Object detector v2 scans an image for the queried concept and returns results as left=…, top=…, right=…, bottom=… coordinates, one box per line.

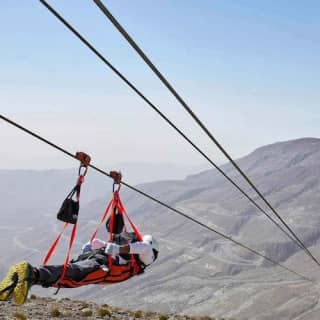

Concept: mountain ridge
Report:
left=1, top=138, right=320, bottom=319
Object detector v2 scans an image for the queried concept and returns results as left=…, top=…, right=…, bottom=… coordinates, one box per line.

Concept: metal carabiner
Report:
left=78, top=164, right=88, bottom=177
left=110, top=171, right=122, bottom=193
left=112, top=182, right=121, bottom=193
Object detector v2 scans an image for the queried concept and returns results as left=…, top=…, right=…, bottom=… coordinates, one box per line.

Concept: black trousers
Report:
left=37, top=252, right=108, bottom=287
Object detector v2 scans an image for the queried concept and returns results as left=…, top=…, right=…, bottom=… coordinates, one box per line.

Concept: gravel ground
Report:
left=0, top=296, right=227, bottom=320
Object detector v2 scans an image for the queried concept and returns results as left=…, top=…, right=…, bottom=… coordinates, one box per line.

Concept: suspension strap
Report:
left=42, top=152, right=90, bottom=284
left=116, top=196, right=143, bottom=272
left=89, top=198, right=114, bottom=243
left=60, top=222, right=77, bottom=281
left=108, top=199, right=115, bottom=269
left=44, top=171, right=85, bottom=264
left=43, top=173, right=84, bottom=266
left=42, top=222, right=68, bottom=265
left=88, top=171, right=142, bottom=270
left=76, top=175, right=84, bottom=200
left=119, top=198, right=143, bottom=241
left=87, top=196, right=116, bottom=270
left=117, top=197, right=143, bottom=272
left=89, top=171, right=122, bottom=242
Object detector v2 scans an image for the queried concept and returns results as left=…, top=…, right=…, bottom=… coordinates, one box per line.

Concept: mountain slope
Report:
left=1, top=138, right=320, bottom=319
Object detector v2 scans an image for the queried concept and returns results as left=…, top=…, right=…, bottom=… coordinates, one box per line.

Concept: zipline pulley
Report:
left=76, top=151, right=91, bottom=177
left=110, top=170, right=122, bottom=192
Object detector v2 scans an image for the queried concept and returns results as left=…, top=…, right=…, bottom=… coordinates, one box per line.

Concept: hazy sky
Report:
left=1, top=0, right=320, bottom=171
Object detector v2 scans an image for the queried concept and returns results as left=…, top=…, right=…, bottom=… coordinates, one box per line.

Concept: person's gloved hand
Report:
left=104, top=242, right=120, bottom=256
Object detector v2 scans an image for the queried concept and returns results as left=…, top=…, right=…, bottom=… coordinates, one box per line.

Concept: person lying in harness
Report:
left=0, top=234, right=159, bottom=305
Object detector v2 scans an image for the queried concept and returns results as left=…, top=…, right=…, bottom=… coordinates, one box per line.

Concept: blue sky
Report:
left=1, top=0, right=320, bottom=172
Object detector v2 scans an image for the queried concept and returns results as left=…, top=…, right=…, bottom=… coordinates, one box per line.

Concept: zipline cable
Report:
left=92, top=0, right=320, bottom=267
left=38, top=0, right=320, bottom=267
left=0, top=114, right=312, bottom=282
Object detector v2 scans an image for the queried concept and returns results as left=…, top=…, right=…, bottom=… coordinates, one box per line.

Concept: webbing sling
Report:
left=88, top=184, right=143, bottom=272
left=90, top=198, right=114, bottom=243
left=88, top=192, right=119, bottom=269
left=118, top=198, right=142, bottom=241
left=42, top=172, right=85, bottom=284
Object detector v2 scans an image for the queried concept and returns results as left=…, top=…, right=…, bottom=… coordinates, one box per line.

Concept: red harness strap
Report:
left=118, top=198, right=142, bottom=241
left=42, top=175, right=84, bottom=283
left=42, top=222, right=68, bottom=266
left=89, top=198, right=114, bottom=243
left=53, top=261, right=143, bottom=288
left=88, top=192, right=119, bottom=269
left=59, top=222, right=77, bottom=281
left=88, top=190, right=143, bottom=274
left=107, top=196, right=115, bottom=269
left=88, top=193, right=120, bottom=243
left=117, top=198, right=143, bottom=271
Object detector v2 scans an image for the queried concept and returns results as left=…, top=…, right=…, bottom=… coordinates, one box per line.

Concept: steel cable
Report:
left=91, top=0, right=320, bottom=267
left=0, top=114, right=312, bottom=282
left=38, top=0, right=320, bottom=266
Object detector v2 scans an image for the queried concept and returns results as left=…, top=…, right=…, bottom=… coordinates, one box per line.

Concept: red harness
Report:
left=53, top=258, right=143, bottom=288
left=43, top=169, right=144, bottom=288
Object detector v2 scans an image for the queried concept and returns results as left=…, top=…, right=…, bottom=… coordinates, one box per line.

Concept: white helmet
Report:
left=142, top=234, right=159, bottom=253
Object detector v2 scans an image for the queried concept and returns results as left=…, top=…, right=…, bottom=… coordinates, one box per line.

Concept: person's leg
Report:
left=0, top=261, right=35, bottom=305
left=0, top=264, right=19, bottom=301
left=13, top=261, right=35, bottom=305
left=0, top=254, right=107, bottom=305
left=37, top=259, right=103, bottom=287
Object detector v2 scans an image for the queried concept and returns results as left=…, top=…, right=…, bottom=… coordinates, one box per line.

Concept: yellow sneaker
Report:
left=0, top=264, right=18, bottom=301
left=12, top=261, right=34, bottom=305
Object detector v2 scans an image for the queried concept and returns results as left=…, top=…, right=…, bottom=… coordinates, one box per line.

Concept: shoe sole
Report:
left=0, top=264, right=18, bottom=301
left=13, top=261, right=31, bottom=305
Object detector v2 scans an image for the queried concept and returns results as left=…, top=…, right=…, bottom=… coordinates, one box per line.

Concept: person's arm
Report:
left=105, top=243, right=129, bottom=256
left=128, top=242, right=151, bottom=254
left=105, top=242, right=150, bottom=256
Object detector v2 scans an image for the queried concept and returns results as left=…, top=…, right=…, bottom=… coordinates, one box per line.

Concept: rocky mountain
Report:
left=1, top=138, right=320, bottom=320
